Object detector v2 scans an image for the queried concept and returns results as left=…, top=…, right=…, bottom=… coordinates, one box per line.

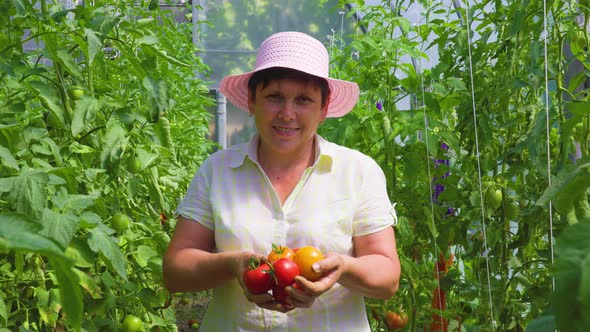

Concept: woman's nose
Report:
left=277, top=101, right=296, bottom=120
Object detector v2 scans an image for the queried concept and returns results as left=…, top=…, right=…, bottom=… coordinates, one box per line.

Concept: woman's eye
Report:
left=266, top=94, right=282, bottom=101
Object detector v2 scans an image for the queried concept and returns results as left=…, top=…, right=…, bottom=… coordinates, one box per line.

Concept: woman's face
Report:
left=248, top=78, right=328, bottom=156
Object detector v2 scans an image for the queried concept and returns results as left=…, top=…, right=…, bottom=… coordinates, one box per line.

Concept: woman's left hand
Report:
left=285, top=253, right=345, bottom=308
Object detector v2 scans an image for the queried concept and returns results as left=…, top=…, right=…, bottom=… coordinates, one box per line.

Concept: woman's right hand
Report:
left=235, top=251, right=295, bottom=313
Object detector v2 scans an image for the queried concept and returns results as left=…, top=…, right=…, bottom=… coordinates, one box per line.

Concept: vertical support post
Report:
left=216, top=90, right=227, bottom=149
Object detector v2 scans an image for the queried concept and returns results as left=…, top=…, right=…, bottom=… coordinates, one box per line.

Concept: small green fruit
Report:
left=127, top=156, right=142, bottom=174
left=68, top=87, right=84, bottom=100
left=485, top=188, right=503, bottom=210
left=504, top=202, right=519, bottom=220
left=111, top=213, right=130, bottom=234
left=122, top=315, right=142, bottom=332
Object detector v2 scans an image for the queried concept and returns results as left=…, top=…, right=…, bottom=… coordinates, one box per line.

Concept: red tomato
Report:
left=243, top=259, right=272, bottom=294
left=267, top=244, right=295, bottom=263
left=272, top=258, right=300, bottom=287
left=384, top=311, right=408, bottom=329
left=293, top=246, right=324, bottom=281
left=272, top=284, right=289, bottom=304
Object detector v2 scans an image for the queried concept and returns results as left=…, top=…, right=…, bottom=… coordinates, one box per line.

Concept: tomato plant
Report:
left=293, top=246, right=324, bottom=281
left=272, top=258, right=300, bottom=287
left=243, top=258, right=273, bottom=294
left=122, top=315, right=143, bottom=332
left=267, top=244, right=296, bottom=263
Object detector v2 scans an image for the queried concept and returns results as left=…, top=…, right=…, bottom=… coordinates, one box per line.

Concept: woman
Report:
left=163, top=31, right=401, bottom=331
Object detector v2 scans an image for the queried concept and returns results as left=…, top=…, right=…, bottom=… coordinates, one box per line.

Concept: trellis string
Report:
left=463, top=0, right=495, bottom=330
left=542, top=0, right=556, bottom=293
left=415, top=20, right=445, bottom=330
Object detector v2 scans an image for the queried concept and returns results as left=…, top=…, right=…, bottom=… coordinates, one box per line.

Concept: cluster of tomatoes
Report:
left=242, top=244, right=324, bottom=304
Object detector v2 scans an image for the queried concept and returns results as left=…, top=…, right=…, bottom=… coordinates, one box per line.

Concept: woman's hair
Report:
left=248, top=67, right=330, bottom=108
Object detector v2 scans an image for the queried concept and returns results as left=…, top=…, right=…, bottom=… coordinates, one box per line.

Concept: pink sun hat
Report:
left=219, top=31, right=360, bottom=118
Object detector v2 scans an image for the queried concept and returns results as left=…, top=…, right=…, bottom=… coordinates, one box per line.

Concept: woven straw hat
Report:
left=219, top=31, right=360, bottom=118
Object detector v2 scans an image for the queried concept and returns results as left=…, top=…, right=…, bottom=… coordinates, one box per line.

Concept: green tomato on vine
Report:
left=485, top=187, right=503, bottom=210
left=122, top=315, right=143, bottom=332
left=111, top=213, right=130, bottom=234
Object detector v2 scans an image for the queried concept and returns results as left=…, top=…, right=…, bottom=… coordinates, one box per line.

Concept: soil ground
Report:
left=172, top=291, right=211, bottom=331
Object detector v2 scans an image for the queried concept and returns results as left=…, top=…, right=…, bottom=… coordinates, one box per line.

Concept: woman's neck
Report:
left=257, top=137, right=316, bottom=172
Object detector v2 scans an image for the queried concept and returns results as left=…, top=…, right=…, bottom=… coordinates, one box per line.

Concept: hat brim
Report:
left=219, top=68, right=359, bottom=118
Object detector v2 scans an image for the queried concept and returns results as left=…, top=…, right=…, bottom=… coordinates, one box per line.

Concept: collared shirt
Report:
left=176, top=133, right=397, bottom=332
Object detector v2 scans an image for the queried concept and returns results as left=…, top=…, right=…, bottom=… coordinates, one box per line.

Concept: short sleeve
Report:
left=175, top=158, right=214, bottom=230
left=352, top=157, right=397, bottom=237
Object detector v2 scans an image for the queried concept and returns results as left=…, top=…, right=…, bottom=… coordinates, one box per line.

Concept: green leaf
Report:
left=136, top=245, right=158, bottom=268
left=99, top=119, right=128, bottom=171
left=0, top=123, right=23, bottom=153
left=52, top=186, right=95, bottom=213
left=56, top=49, right=83, bottom=78
left=0, top=145, right=18, bottom=170
left=536, top=158, right=590, bottom=205
left=568, top=101, right=590, bottom=115
left=27, top=81, right=63, bottom=116
left=579, top=252, right=590, bottom=309
left=0, top=213, right=64, bottom=256
left=0, top=295, right=7, bottom=325
left=84, top=28, right=102, bottom=64
left=525, top=314, right=555, bottom=332
left=137, top=35, right=159, bottom=45
left=39, top=208, right=79, bottom=249
left=71, top=95, right=100, bottom=137
left=49, top=256, right=83, bottom=330
left=143, top=77, right=169, bottom=123
left=69, top=141, right=95, bottom=154
left=8, top=170, right=50, bottom=218
left=88, top=228, right=127, bottom=279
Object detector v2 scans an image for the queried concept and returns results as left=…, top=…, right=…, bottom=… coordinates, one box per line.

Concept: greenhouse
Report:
left=0, top=0, right=589, bottom=331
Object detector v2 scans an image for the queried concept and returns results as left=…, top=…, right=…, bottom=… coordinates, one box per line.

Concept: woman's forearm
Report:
left=163, top=249, right=240, bottom=293
left=338, top=254, right=400, bottom=300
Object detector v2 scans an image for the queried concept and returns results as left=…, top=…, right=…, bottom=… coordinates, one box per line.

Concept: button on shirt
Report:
left=176, top=133, right=397, bottom=332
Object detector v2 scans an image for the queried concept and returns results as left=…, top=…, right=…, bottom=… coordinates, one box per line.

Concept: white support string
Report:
left=416, top=21, right=445, bottom=330
left=463, top=1, right=495, bottom=330
left=542, top=0, right=556, bottom=293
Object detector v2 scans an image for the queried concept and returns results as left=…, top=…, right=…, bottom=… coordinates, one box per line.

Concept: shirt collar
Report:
left=228, top=133, right=334, bottom=171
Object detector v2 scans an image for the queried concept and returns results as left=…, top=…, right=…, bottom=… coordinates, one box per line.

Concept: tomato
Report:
left=127, top=156, right=142, bottom=174
left=267, top=244, right=295, bottom=263
left=272, top=284, right=289, bottom=304
left=112, top=213, right=130, bottom=233
left=243, top=258, right=272, bottom=294
left=272, top=258, right=300, bottom=287
left=293, top=246, right=324, bottom=281
left=188, top=319, right=200, bottom=329
left=122, top=315, right=143, bottom=332
left=485, top=187, right=502, bottom=210
left=384, top=311, right=408, bottom=329
left=68, top=86, right=84, bottom=100
left=504, top=201, right=519, bottom=220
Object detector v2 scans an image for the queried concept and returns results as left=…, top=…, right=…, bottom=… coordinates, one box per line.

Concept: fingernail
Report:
left=312, top=263, right=320, bottom=272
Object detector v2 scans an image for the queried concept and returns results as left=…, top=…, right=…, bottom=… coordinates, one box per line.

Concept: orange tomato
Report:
left=293, top=246, right=324, bottom=281
left=267, top=244, right=295, bottom=263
